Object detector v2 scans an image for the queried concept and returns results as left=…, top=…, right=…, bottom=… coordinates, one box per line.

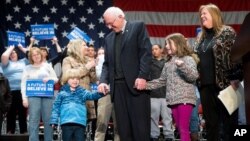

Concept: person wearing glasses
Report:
left=98, top=7, right=152, bottom=141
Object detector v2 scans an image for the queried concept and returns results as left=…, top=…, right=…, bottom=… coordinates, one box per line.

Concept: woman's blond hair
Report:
left=165, top=33, right=200, bottom=64
left=60, top=68, right=81, bottom=85
left=28, top=47, right=44, bottom=64
left=67, top=39, right=88, bottom=63
left=199, top=3, right=224, bottom=39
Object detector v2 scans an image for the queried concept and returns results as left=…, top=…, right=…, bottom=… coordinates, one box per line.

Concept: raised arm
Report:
left=17, top=43, right=29, bottom=54
left=27, top=37, right=35, bottom=50
left=52, top=37, right=62, bottom=53
left=1, top=45, right=14, bottom=66
left=49, top=37, right=63, bottom=66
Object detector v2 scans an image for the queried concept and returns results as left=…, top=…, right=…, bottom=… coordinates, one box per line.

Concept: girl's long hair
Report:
left=165, top=33, right=200, bottom=64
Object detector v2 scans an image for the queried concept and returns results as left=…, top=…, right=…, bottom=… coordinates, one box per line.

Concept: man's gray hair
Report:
left=103, top=7, right=125, bottom=18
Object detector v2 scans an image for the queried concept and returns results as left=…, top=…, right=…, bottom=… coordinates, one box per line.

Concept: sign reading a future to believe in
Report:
left=67, top=27, right=91, bottom=43
left=7, top=31, right=26, bottom=47
left=26, top=79, right=54, bottom=97
left=31, top=24, right=55, bottom=40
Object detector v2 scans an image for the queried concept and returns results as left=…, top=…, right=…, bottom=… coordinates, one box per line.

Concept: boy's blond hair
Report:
left=60, top=69, right=81, bottom=85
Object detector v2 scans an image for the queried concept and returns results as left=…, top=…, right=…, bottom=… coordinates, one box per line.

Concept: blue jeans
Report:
left=190, top=99, right=200, bottom=134
left=28, top=97, right=54, bottom=141
left=61, top=124, right=86, bottom=141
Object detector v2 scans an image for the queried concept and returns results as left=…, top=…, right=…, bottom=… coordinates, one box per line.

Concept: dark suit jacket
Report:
left=231, top=13, right=250, bottom=61
left=231, top=12, right=250, bottom=124
left=100, top=21, right=152, bottom=97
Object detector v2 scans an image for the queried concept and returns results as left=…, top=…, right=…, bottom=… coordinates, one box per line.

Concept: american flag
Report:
left=1, top=0, right=250, bottom=56
left=114, top=0, right=250, bottom=46
left=0, top=0, right=112, bottom=56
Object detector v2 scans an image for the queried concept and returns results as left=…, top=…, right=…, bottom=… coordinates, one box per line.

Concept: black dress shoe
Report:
left=150, top=138, right=158, bottom=141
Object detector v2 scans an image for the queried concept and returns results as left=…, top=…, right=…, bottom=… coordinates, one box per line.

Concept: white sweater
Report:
left=21, top=62, right=58, bottom=100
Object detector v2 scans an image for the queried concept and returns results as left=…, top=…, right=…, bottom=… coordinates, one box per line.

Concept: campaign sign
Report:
left=196, top=27, right=202, bottom=36
left=31, top=24, right=55, bottom=40
left=66, top=27, right=91, bottom=43
left=90, top=83, right=98, bottom=93
left=26, top=79, right=54, bottom=97
left=7, top=31, right=25, bottom=47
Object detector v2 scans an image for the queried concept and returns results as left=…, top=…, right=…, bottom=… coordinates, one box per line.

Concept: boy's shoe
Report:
left=150, top=138, right=158, bottom=141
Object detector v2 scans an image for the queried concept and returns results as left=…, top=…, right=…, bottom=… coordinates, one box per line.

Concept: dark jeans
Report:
left=61, top=124, right=86, bottom=141
left=0, top=110, right=3, bottom=135
left=7, top=90, right=27, bottom=133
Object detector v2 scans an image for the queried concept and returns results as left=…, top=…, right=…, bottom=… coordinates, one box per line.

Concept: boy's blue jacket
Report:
left=50, top=84, right=103, bottom=126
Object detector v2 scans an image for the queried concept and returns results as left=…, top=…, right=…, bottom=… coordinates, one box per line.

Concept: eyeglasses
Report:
left=98, top=52, right=104, bottom=55
left=105, top=17, right=117, bottom=29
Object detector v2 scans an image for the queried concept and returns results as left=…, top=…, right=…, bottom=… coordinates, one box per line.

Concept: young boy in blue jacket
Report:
left=50, top=68, right=105, bottom=141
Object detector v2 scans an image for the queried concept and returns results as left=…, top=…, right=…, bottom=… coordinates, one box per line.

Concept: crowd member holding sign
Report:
left=21, top=47, right=58, bottom=141
left=50, top=68, right=105, bottom=141
left=193, top=4, right=243, bottom=141
left=27, top=36, right=62, bottom=67
left=1, top=45, right=29, bottom=134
